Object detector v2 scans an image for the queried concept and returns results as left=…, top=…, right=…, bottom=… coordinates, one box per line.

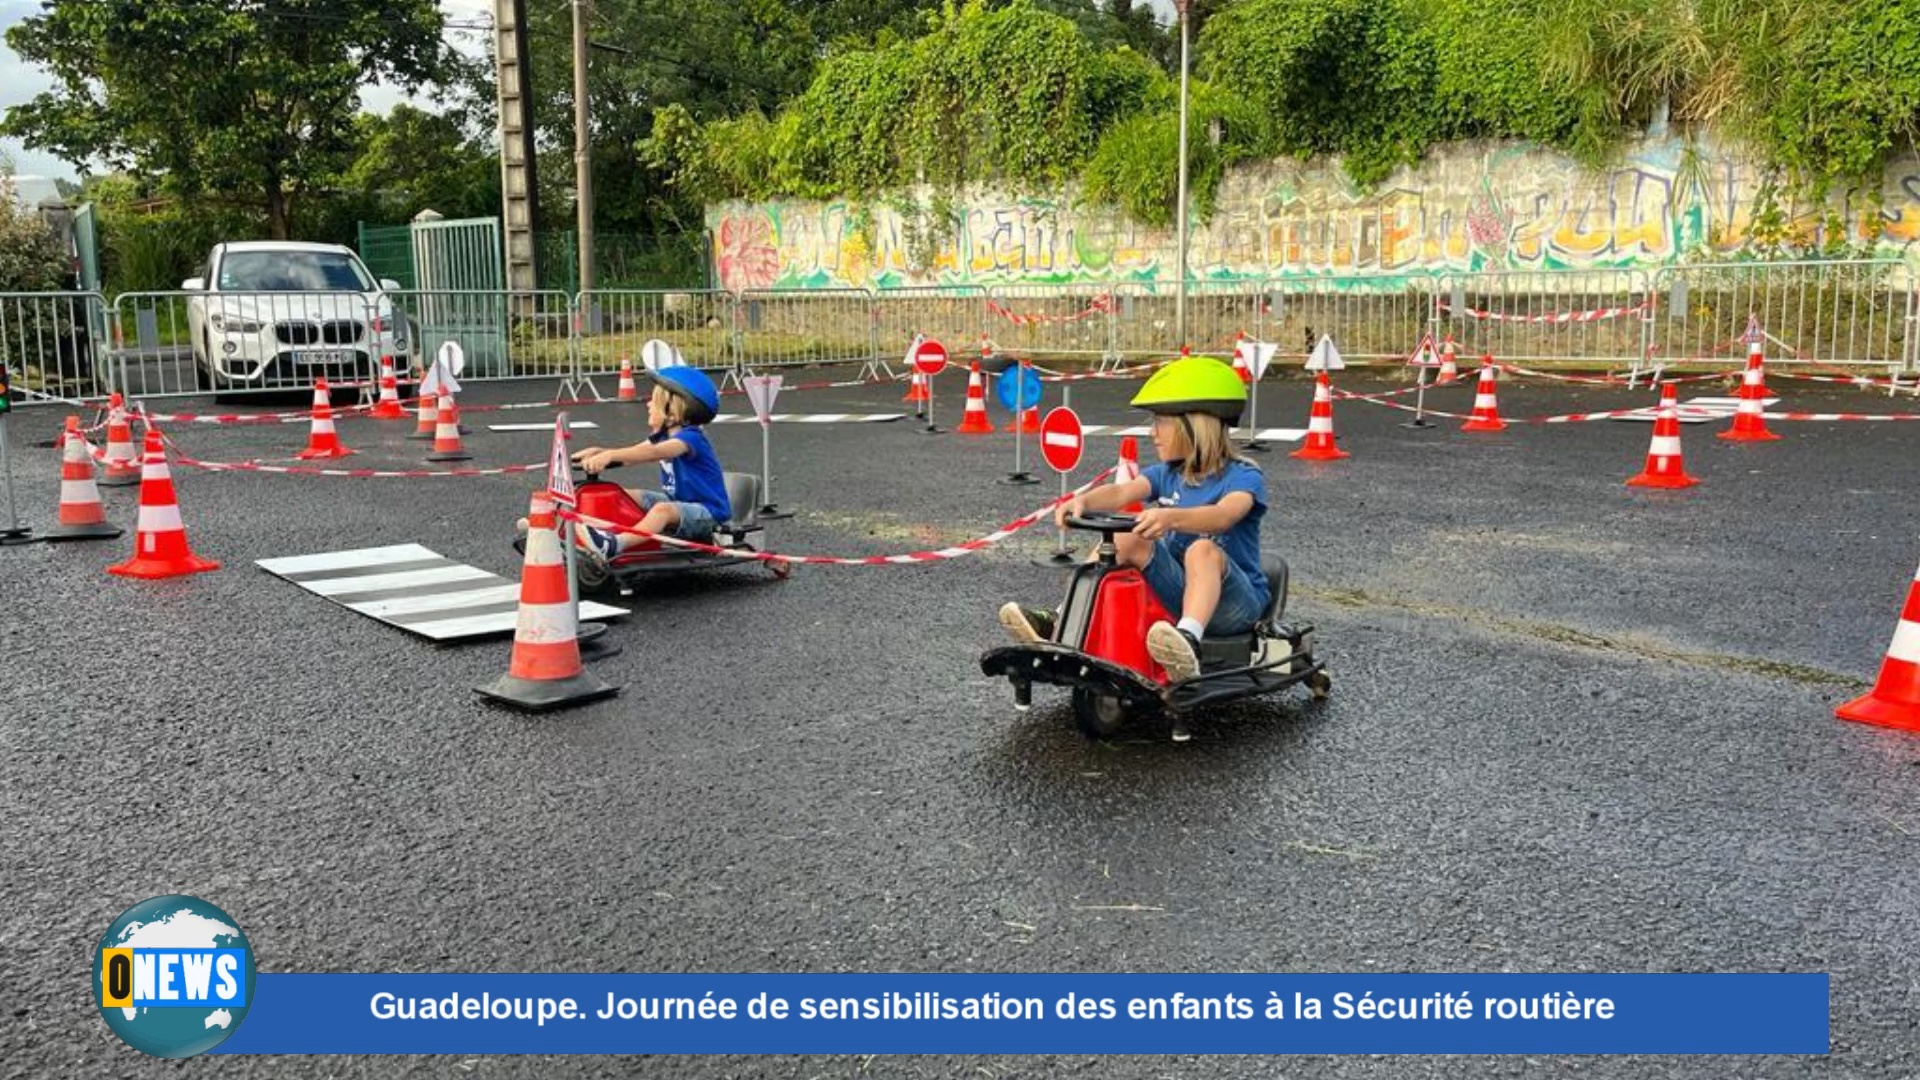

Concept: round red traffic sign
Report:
left=1039, top=406, right=1084, bottom=473
left=912, top=338, right=949, bottom=377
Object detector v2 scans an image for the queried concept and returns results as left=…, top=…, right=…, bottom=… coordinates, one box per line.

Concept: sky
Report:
left=1, top=0, right=1179, bottom=183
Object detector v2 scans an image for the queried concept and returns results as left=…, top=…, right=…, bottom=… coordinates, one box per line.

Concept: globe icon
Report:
left=95, top=894, right=255, bottom=1058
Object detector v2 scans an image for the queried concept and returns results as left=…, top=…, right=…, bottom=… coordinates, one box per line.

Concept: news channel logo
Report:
left=94, top=894, right=255, bottom=1058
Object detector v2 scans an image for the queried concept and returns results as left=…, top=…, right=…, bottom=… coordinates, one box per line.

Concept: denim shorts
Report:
left=1139, top=538, right=1268, bottom=636
left=637, top=490, right=718, bottom=542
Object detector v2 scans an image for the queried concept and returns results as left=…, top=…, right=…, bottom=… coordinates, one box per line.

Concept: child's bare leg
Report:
left=618, top=501, right=682, bottom=553
left=1179, top=539, right=1225, bottom=628
left=1115, top=531, right=1153, bottom=568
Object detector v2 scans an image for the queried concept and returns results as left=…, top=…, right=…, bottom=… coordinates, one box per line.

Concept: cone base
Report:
left=428, top=449, right=473, bottom=462
left=45, top=521, right=125, bottom=541
left=407, top=430, right=436, bottom=441
left=476, top=669, right=618, bottom=712
left=1462, top=419, right=1507, bottom=432
left=1627, top=472, right=1700, bottom=489
left=369, top=403, right=407, bottom=420
left=98, top=471, right=141, bottom=488
left=1718, top=428, right=1781, bottom=442
left=297, top=445, right=355, bottom=460
left=1836, top=691, right=1920, bottom=733
left=0, top=526, right=35, bottom=546
left=955, top=420, right=996, bottom=435
left=108, top=553, right=220, bottom=578
left=1291, top=445, right=1350, bottom=461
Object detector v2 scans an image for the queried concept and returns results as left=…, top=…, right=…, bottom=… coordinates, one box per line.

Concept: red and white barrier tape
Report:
left=1499, top=362, right=1736, bottom=387
left=556, top=469, right=1115, bottom=567
left=1441, top=299, right=1652, bottom=324
left=986, top=295, right=1115, bottom=326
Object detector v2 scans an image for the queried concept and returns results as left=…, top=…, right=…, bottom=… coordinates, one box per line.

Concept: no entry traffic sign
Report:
left=1040, top=406, right=1084, bottom=473
left=913, top=338, right=949, bottom=377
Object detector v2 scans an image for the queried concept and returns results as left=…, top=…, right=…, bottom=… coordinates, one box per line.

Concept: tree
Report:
left=3, top=0, right=452, bottom=239
left=340, top=105, right=501, bottom=222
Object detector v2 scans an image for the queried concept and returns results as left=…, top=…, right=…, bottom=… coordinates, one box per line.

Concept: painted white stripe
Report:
left=1887, top=618, right=1920, bottom=664
left=136, top=504, right=183, bottom=533
left=395, top=612, right=521, bottom=639
left=1650, top=436, right=1682, bottom=456
left=305, top=564, right=494, bottom=596
left=488, top=422, right=598, bottom=432
left=258, top=544, right=436, bottom=574
left=352, top=584, right=520, bottom=618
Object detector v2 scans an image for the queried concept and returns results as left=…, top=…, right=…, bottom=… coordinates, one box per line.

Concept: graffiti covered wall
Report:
left=706, top=132, right=1920, bottom=290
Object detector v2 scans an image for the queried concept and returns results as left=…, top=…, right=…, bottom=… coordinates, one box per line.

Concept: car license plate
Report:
left=296, top=350, right=351, bottom=365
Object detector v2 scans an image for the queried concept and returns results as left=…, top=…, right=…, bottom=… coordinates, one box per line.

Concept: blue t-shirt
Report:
left=651, top=426, right=731, bottom=524
left=1140, top=459, right=1269, bottom=608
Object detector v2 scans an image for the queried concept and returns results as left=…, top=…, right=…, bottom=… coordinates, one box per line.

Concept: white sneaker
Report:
left=1147, top=622, right=1202, bottom=684
left=998, top=603, right=1055, bottom=645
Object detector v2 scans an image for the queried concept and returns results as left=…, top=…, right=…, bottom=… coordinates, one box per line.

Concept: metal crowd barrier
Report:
left=385, top=289, right=573, bottom=381
left=1652, top=260, right=1915, bottom=371
left=576, top=289, right=734, bottom=376
left=0, top=291, right=110, bottom=401
left=733, top=287, right=877, bottom=372
left=110, top=290, right=382, bottom=399
left=1441, top=269, right=1653, bottom=368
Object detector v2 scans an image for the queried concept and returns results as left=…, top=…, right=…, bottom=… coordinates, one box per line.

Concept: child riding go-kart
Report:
left=979, top=356, right=1329, bottom=741
left=517, top=363, right=791, bottom=594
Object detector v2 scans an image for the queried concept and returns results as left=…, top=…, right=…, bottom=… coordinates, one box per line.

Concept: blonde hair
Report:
left=1162, top=412, right=1247, bottom=484
left=651, top=385, right=691, bottom=427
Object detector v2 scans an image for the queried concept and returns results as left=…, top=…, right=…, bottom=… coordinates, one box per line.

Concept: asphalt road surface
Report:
left=2, top=364, right=1916, bottom=1078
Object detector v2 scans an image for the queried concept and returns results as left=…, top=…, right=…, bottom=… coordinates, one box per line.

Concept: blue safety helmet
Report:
left=641, top=364, right=721, bottom=426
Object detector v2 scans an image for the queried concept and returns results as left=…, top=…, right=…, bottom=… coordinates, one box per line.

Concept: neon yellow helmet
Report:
left=1129, top=356, right=1247, bottom=425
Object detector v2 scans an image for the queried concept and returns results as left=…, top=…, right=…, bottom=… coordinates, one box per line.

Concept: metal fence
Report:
left=6, top=261, right=1917, bottom=407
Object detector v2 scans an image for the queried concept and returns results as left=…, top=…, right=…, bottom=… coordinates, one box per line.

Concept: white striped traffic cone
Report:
left=1116, top=435, right=1145, bottom=512
left=410, top=384, right=440, bottom=440
left=618, top=357, right=638, bottom=401
left=1837, top=559, right=1920, bottom=733
left=1626, top=383, right=1700, bottom=489
left=296, top=378, right=354, bottom=459
left=477, top=492, right=617, bottom=711
left=956, top=361, right=995, bottom=434
left=369, top=356, right=406, bottom=419
left=44, top=415, right=122, bottom=541
left=1291, top=372, right=1349, bottom=461
left=107, top=429, right=219, bottom=578
left=426, top=394, right=472, bottom=462
left=1438, top=337, right=1459, bottom=383
left=1719, top=346, right=1779, bottom=442
left=100, top=393, right=141, bottom=487
left=1461, top=357, right=1507, bottom=432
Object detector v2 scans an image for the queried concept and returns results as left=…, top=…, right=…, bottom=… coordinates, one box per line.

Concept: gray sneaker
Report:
left=998, top=603, right=1056, bottom=644
left=1147, top=621, right=1202, bottom=684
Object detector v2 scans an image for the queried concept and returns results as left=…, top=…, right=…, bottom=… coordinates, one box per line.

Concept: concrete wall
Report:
left=705, top=132, right=1920, bottom=290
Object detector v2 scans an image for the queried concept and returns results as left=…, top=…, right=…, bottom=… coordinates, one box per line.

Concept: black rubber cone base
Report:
left=427, top=449, right=473, bottom=462
left=758, top=505, right=795, bottom=521
left=43, top=521, right=124, bottom=542
left=576, top=622, right=622, bottom=662
left=476, top=668, right=618, bottom=712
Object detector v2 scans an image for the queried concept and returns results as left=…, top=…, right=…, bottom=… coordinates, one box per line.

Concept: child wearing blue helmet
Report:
left=566, top=364, right=732, bottom=567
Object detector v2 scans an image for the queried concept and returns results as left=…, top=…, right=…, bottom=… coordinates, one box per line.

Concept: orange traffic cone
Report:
left=1836, top=560, right=1920, bottom=733
left=1719, top=345, right=1780, bottom=442
left=107, top=429, right=219, bottom=578
left=1627, top=384, right=1700, bottom=489
left=45, top=415, right=122, bottom=541
left=1116, top=436, right=1145, bottom=512
left=1742, top=318, right=1771, bottom=397
left=1438, top=337, right=1459, bottom=383
left=1461, top=357, right=1507, bottom=432
left=617, top=357, right=637, bottom=402
left=1231, top=337, right=1254, bottom=385
left=369, top=356, right=406, bottom=419
left=477, top=492, right=618, bottom=711
left=426, top=394, right=472, bottom=462
left=956, top=361, right=995, bottom=435
left=296, top=378, right=354, bottom=459
left=409, top=383, right=439, bottom=440
left=1291, top=372, right=1350, bottom=461
left=99, top=392, right=141, bottom=487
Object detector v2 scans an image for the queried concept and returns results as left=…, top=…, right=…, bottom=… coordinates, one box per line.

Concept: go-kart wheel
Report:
left=1307, top=670, right=1332, bottom=701
left=767, top=558, right=793, bottom=580
left=575, top=553, right=611, bottom=593
left=1071, top=689, right=1131, bottom=740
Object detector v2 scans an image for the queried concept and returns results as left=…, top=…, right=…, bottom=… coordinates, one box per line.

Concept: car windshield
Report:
left=217, top=251, right=372, bottom=292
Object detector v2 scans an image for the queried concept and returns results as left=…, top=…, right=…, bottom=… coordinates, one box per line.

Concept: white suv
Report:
left=184, top=241, right=417, bottom=393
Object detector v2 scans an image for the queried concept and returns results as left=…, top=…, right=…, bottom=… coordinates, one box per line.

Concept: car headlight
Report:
left=210, top=313, right=264, bottom=334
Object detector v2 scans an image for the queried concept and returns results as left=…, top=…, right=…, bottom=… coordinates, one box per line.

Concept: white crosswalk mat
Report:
left=1608, top=396, right=1779, bottom=423
left=709, top=413, right=907, bottom=424
left=257, top=544, right=628, bottom=642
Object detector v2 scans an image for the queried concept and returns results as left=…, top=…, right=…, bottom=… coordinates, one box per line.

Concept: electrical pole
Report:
left=1174, top=0, right=1191, bottom=351
left=572, top=0, right=595, bottom=306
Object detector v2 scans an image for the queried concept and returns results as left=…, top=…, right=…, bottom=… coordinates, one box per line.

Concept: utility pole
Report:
left=1174, top=0, right=1191, bottom=351
left=572, top=0, right=595, bottom=307
left=493, top=0, right=539, bottom=293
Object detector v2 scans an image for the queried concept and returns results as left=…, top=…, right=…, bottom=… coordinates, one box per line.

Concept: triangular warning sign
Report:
left=743, top=374, right=783, bottom=422
left=1408, top=332, right=1440, bottom=368
left=1306, top=334, right=1345, bottom=372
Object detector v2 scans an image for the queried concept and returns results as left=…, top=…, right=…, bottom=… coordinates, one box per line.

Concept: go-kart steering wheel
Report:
left=1064, top=512, right=1139, bottom=536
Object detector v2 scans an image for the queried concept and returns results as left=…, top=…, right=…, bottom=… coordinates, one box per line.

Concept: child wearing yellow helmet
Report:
left=1000, top=356, right=1269, bottom=693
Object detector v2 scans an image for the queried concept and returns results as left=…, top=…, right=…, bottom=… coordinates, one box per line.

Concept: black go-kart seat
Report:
left=1193, top=554, right=1292, bottom=668
left=1259, top=554, right=1290, bottom=627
